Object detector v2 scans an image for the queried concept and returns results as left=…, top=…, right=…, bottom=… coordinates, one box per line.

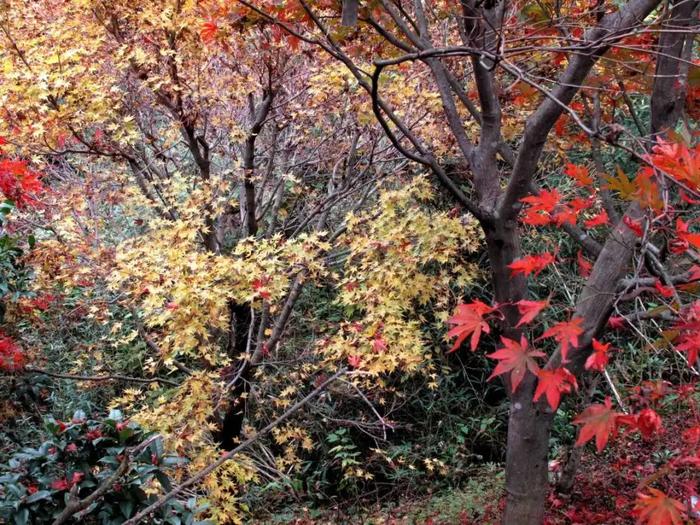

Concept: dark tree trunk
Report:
left=482, top=221, right=554, bottom=524
left=218, top=302, right=254, bottom=450
left=503, top=377, right=554, bottom=525
left=650, top=0, right=698, bottom=136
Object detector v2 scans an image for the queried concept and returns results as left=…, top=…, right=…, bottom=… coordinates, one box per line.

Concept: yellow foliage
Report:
left=324, top=176, right=482, bottom=375
left=114, top=372, right=256, bottom=524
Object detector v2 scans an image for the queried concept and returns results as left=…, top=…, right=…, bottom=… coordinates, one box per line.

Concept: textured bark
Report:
left=483, top=222, right=553, bottom=525
left=341, top=0, right=358, bottom=26
left=503, top=374, right=554, bottom=525
left=650, top=0, right=699, bottom=136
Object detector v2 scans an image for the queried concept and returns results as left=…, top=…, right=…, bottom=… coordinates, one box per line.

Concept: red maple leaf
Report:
left=608, top=316, right=626, bottom=330
left=487, top=336, right=545, bottom=393
left=675, top=331, right=700, bottom=366
left=520, top=189, right=561, bottom=213
left=347, top=354, right=362, bottom=368
left=552, top=205, right=577, bottom=226
left=447, top=300, right=493, bottom=352
left=372, top=335, right=388, bottom=353
left=676, top=218, right=700, bottom=250
left=574, top=397, right=631, bottom=452
left=563, top=162, right=593, bottom=186
left=515, top=298, right=549, bottom=327
left=577, top=250, right=592, bottom=277
left=538, top=317, right=584, bottom=362
left=520, top=189, right=561, bottom=226
left=569, top=196, right=594, bottom=213
left=636, top=408, right=663, bottom=439
left=584, top=209, right=609, bottom=228
left=0, top=158, right=43, bottom=208
left=0, top=333, right=26, bottom=372
left=252, top=276, right=272, bottom=300
left=200, top=21, right=219, bottom=43
left=50, top=478, right=70, bottom=491
left=673, top=301, right=700, bottom=365
left=654, top=280, right=675, bottom=298
left=522, top=209, right=552, bottom=226
left=623, top=215, right=644, bottom=237
left=585, top=338, right=611, bottom=371
left=508, top=252, right=555, bottom=277
left=646, top=139, right=700, bottom=190
left=633, top=488, right=686, bottom=525
left=533, top=367, right=578, bottom=410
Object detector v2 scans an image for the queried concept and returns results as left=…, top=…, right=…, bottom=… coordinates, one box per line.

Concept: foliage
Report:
left=0, top=410, right=207, bottom=525
left=0, top=0, right=698, bottom=523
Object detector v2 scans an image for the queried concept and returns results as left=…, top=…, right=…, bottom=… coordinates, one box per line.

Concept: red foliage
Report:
left=574, top=397, right=632, bottom=453
left=533, top=367, right=578, bottom=411
left=0, top=158, right=43, bottom=208
left=564, top=163, right=594, bottom=187
left=636, top=408, right=663, bottom=440
left=200, top=20, right=219, bottom=43
left=0, top=332, right=26, bottom=371
left=508, top=252, right=555, bottom=277
left=487, top=335, right=544, bottom=393
left=447, top=300, right=493, bottom=352
left=514, top=298, right=549, bottom=327
left=538, top=317, right=584, bottom=362
left=633, top=488, right=686, bottom=525
left=585, top=339, right=611, bottom=372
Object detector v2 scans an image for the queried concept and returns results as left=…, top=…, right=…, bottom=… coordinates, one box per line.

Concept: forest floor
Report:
left=257, top=415, right=697, bottom=524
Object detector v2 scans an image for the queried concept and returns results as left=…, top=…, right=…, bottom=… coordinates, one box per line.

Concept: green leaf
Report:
left=13, top=508, right=29, bottom=525
left=25, top=490, right=52, bottom=504
left=119, top=499, right=134, bottom=518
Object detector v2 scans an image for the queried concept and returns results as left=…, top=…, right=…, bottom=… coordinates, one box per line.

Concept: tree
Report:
left=234, top=0, right=700, bottom=522
left=0, top=0, right=698, bottom=523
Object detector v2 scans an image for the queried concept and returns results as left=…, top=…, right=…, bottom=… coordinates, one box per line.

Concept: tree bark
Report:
left=503, top=375, right=554, bottom=525
left=650, top=0, right=698, bottom=136
left=483, top=221, right=554, bottom=524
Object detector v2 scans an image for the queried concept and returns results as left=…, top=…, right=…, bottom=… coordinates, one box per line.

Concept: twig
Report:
left=50, top=435, right=160, bottom=525
left=122, top=368, right=347, bottom=525
left=25, top=367, right=178, bottom=387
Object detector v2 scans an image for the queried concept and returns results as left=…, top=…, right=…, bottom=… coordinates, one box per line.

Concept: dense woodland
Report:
left=0, top=0, right=699, bottom=523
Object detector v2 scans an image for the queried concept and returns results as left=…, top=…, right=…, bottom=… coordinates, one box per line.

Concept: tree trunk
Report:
left=503, top=377, right=554, bottom=525
left=650, top=0, right=698, bottom=136
left=483, top=221, right=554, bottom=524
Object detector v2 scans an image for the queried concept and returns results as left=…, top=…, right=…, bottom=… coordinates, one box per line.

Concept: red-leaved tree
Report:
left=227, top=0, right=700, bottom=522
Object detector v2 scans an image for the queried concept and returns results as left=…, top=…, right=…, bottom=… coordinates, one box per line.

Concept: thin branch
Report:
left=24, top=367, right=178, bottom=387
left=122, top=368, right=347, bottom=525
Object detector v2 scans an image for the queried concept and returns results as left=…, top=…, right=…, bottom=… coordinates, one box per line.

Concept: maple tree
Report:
left=236, top=0, right=700, bottom=522
left=0, top=0, right=698, bottom=523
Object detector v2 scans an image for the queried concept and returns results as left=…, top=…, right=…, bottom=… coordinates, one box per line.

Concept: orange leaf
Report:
left=605, top=166, right=636, bottom=200
left=633, top=488, right=686, bottom=525
left=563, top=163, right=593, bottom=186
left=200, top=21, right=218, bottom=43
left=447, top=300, right=493, bottom=352
left=487, top=336, right=545, bottom=393
left=533, top=367, right=578, bottom=410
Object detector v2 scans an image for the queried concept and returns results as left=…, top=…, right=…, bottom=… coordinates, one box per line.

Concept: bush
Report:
left=0, top=410, right=208, bottom=525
